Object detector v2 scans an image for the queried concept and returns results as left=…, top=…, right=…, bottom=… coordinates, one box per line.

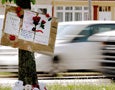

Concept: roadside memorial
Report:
left=1, top=3, right=58, bottom=90
left=1, top=5, right=58, bottom=55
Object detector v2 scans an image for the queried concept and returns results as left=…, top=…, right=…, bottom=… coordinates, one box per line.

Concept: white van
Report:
left=36, top=21, right=115, bottom=73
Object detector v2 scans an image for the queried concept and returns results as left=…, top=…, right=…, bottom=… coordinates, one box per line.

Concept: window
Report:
left=55, top=6, right=89, bottom=22
left=65, top=12, right=72, bottom=21
left=71, top=30, right=90, bottom=42
left=99, top=6, right=111, bottom=12
left=75, top=7, right=82, bottom=10
left=56, top=6, right=63, bottom=10
left=92, top=24, right=115, bottom=34
left=75, top=12, right=82, bottom=21
left=84, top=7, right=88, bottom=10
left=71, top=24, right=115, bottom=43
left=65, top=7, right=73, bottom=10
left=57, top=12, right=63, bottom=22
left=84, top=12, right=89, bottom=20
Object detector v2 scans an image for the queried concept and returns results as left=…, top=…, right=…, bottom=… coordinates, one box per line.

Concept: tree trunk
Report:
left=16, top=0, right=38, bottom=86
left=18, top=50, right=38, bottom=85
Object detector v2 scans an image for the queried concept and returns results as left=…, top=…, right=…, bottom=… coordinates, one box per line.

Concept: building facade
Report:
left=1, top=0, right=115, bottom=22
left=53, top=0, right=115, bottom=22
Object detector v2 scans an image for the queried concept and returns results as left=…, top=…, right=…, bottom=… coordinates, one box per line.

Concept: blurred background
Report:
left=0, top=0, right=115, bottom=82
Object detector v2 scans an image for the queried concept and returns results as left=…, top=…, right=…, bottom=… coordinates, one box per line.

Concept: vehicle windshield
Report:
left=56, top=24, right=88, bottom=40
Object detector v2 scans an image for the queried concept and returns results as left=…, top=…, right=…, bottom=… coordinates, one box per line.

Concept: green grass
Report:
left=0, top=85, right=11, bottom=90
left=0, top=72, right=14, bottom=75
left=47, top=83, right=115, bottom=90
left=1, top=83, right=115, bottom=90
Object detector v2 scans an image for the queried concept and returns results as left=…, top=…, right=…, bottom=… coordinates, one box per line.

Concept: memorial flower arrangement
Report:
left=32, top=16, right=41, bottom=32
left=32, top=15, right=46, bottom=33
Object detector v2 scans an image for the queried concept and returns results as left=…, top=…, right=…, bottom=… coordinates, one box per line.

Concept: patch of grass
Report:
left=47, top=83, right=115, bottom=90
left=0, top=85, right=11, bottom=90
left=0, top=83, right=115, bottom=90
left=0, top=72, right=17, bottom=78
left=0, top=72, right=13, bottom=75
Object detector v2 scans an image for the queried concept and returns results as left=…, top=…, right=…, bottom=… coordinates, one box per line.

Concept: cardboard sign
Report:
left=1, top=5, right=58, bottom=56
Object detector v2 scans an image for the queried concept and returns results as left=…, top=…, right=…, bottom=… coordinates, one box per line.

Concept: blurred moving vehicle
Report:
left=89, top=30, right=115, bottom=80
left=36, top=21, right=115, bottom=74
left=1, top=20, right=115, bottom=74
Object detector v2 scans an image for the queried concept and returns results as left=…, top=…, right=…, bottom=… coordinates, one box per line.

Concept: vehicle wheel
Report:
left=52, top=55, right=60, bottom=63
left=49, top=55, right=60, bottom=76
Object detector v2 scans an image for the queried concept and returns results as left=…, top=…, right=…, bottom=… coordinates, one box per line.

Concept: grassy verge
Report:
left=0, top=85, right=11, bottom=90
left=0, top=72, right=17, bottom=78
left=0, top=83, right=115, bottom=90
left=47, top=83, right=115, bottom=90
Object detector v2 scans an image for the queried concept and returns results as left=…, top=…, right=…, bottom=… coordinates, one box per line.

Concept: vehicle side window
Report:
left=92, top=24, right=115, bottom=34
left=71, top=26, right=91, bottom=42
left=71, top=24, right=115, bottom=43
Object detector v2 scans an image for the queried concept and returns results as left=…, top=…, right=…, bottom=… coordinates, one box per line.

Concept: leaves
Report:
left=9, top=0, right=12, bottom=2
left=1, top=0, right=6, bottom=4
left=30, top=0, right=36, bottom=4
left=13, top=0, right=16, bottom=3
left=1, top=0, right=36, bottom=4
left=1, top=0, right=14, bottom=4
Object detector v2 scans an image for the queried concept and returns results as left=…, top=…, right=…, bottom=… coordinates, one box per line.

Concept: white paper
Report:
left=19, top=29, right=35, bottom=42
left=22, top=10, right=36, bottom=31
left=34, top=14, right=51, bottom=45
left=4, top=12, right=20, bottom=35
left=34, top=33, right=49, bottom=45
